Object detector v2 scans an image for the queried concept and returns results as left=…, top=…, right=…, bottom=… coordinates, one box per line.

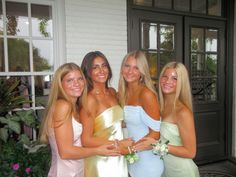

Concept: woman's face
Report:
left=160, top=68, right=177, bottom=95
left=91, top=56, right=109, bottom=84
left=122, top=56, right=141, bottom=84
left=62, top=70, right=85, bottom=100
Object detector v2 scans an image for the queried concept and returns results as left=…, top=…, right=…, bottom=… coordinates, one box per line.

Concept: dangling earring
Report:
left=139, top=76, right=144, bottom=83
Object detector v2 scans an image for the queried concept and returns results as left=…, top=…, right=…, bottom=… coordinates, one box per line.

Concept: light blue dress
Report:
left=124, top=106, right=164, bottom=177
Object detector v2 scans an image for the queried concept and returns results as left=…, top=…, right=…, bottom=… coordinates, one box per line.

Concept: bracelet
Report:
left=113, top=139, right=119, bottom=148
left=127, top=146, right=132, bottom=154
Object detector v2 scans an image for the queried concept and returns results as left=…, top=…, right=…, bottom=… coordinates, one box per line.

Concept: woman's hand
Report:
left=96, top=144, right=121, bottom=156
left=118, top=138, right=134, bottom=147
left=133, top=137, right=156, bottom=152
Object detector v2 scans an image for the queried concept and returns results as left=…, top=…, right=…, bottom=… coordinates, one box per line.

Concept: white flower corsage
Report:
left=151, top=140, right=169, bottom=160
left=124, top=146, right=139, bottom=164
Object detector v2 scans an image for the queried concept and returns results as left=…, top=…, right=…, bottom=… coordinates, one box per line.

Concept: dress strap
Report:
left=141, top=108, right=161, bottom=131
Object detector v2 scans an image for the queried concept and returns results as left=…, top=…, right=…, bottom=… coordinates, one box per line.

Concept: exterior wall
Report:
left=64, top=0, right=127, bottom=88
left=233, top=1, right=236, bottom=157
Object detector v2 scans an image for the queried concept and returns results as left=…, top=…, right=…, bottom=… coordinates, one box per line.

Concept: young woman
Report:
left=118, top=50, right=164, bottom=177
left=39, top=63, right=119, bottom=177
left=80, top=51, right=132, bottom=177
left=148, top=62, right=200, bottom=177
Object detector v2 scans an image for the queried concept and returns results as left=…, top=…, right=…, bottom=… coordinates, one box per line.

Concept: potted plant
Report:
left=0, top=79, right=51, bottom=177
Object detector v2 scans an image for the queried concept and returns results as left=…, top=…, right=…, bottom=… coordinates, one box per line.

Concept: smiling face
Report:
left=61, top=70, right=85, bottom=100
left=122, top=56, right=141, bottom=84
left=91, top=56, right=109, bottom=84
left=160, top=68, right=178, bottom=95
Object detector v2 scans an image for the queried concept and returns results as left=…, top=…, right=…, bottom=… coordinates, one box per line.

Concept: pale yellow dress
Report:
left=84, top=105, right=128, bottom=177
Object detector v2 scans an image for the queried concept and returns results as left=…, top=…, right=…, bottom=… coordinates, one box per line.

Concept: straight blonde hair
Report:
left=39, top=63, right=87, bottom=144
left=158, top=62, right=193, bottom=113
left=118, top=50, right=157, bottom=107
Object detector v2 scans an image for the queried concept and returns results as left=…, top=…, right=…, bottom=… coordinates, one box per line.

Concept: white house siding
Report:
left=233, top=1, right=236, bottom=158
left=64, top=0, right=127, bottom=89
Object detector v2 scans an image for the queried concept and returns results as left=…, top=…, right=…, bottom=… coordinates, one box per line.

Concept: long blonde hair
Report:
left=39, top=63, right=87, bottom=144
left=159, top=62, right=193, bottom=113
left=118, top=50, right=157, bottom=106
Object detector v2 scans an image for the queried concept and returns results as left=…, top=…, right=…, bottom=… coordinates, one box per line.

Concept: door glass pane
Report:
left=6, top=2, right=28, bottom=36
left=133, top=0, right=152, bottom=6
left=31, top=4, right=53, bottom=37
left=35, top=75, right=52, bottom=107
left=32, top=40, right=53, bottom=71
left=191, top=53, right=205, bottom=77
left=174, top=0, right=190, bottom=11
left=0, top=38, right=4, bottom=71
left=160, top=24, right=174, bottom=50
left=8, top=38, right=30, bottom=71
left=208, top=0, right=221, bottom=16
left=206, top=29, right=217, bottom=52
left=160, top=51, right=174, bottom=69
left=206, top=54, right=217, bottom=76
left=141, top=22, right=157, bottom=50
left=145, top=52, right=158, bottom=88
left=191, top=28, right=204, bottom=52
left=155, top=0, right=172, bottom=9
left=191, top=27, right=218, bottom=102
left=192, top=0, right=206, bottom=14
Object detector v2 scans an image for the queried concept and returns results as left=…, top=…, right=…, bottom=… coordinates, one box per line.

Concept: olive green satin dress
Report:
left=84, top=105, right=128, bottom=177
left=160, top=122, right=200, bottom=177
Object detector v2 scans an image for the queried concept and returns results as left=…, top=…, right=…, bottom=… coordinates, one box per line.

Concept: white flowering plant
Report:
left=151, top=140, right=169, bottom=160
left=124, top=152, right=139, bottom=164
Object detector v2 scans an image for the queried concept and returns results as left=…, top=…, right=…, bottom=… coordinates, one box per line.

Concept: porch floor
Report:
left=199, top=160, right=236, bottom=177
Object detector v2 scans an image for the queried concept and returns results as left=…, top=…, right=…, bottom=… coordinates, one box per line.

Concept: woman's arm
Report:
left=134, top=88, right=161, bottom=151
left=168, top=107, right=197, bottom=158
left=54, top=100, right=119, bottom=160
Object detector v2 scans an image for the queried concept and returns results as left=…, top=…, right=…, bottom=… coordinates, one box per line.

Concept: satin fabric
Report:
left=84, top=105, right=128, bottom=177
left=160, top=122, right=200, bottom=177
left=124, top=106, right=164, bottom=177
left=48, top=118, right=84, bottom=177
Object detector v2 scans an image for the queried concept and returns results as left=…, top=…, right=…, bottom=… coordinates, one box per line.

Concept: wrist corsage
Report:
left=151, top=140, right=169, bottom=160
left=124, top=146, right=139, bottom=164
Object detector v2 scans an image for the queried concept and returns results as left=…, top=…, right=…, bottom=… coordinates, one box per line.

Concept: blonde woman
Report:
left=39, top=63, right=119, bottom=177
left=118, top=51, right=164, bottom=177
left=147, top=62, right=200, bottom=177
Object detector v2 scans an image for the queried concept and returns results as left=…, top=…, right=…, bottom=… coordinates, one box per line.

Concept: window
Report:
left=0, top=0, right=55, bottom=126
left=133, top=0, right=222, bottom=16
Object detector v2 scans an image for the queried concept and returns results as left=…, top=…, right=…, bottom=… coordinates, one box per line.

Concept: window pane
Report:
left=141, top=22, right=157, bottom=50
left=8, top=76, right=32, bottom=108
left=192, top=0, right=206, bottom=14
left=133, top=0, right=152, bottom=6
left=6, top=2, right=28, bottom=36
left=8, top=38, right=30, bottom=71
left=31, top=4, right=53, bottom=37
left=174, top=0, right=190, bottom=11
left=155, top=0, right=172, bottom=9
left=160, top=24, right=174, bottom=51
left=35, top=75, right=52, bottom=107
left=191, top=28, right=204, bottom=52
left=0, top=38, right=4, bottom=71
left=206, top=29, right=217, bottom=52
left=32, top=40, right=53, bottom=71
left=0, top=1, right=3, bottom=34
left=208, top=0, right=221, bottom=16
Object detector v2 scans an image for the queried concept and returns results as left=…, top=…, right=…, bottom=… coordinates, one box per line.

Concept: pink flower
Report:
left=14, top=176, right=19, bottom=177
left=25, top=167, right=31, bottom=174
left=12, top=163, right=20, bottom=171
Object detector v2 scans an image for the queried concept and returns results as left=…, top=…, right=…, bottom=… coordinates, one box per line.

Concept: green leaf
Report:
left=0, top=127, right=9, bottom=142
left=8, top=120, right=21, bottom=134
left=0, top=117, right=8, bottom=124
left=18, top=134, right=30, bottom=145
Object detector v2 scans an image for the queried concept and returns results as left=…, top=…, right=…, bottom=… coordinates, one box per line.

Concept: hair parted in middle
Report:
left=81, top=51, right=112, bottom=92
left=118, top=50, right=157, bottom=107
left=158, top=61, right=193, bottom=113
